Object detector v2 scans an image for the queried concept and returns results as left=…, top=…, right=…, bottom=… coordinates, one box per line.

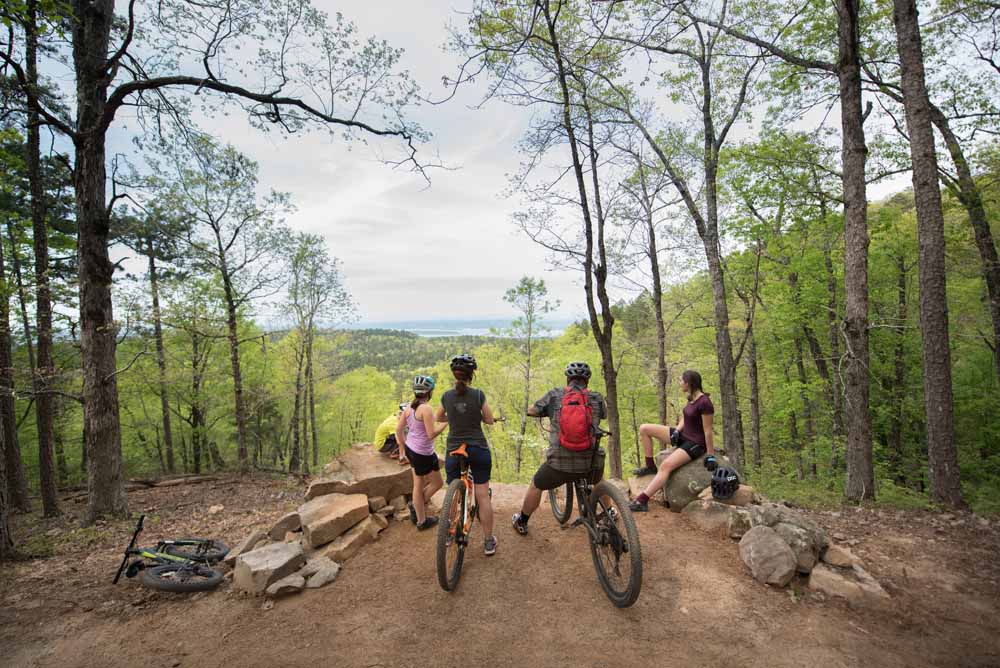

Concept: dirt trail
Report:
left=3, top=479, right=999, bottom=668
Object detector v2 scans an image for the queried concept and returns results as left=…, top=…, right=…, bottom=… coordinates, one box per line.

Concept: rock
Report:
left=682, top=499, right=749, bottom=536
left=628, top=475, right=655, bottom=500
left=369, top=496, right=387, bottom=512
left=298, top=493, right=370, bottom=549
left=394, top=510, right=411, bottom=523
left=698, top=484, right=755, bottom=507
left=774, top=522, right=819, bottom=573
left=306, top=446, right=412, bottom=501
left=318, top=516, right=381, bottom=562
left=283, top=531, right=301, bottom=543
left=822, top=544, right=857, bottom=568
left=728, top=508, right=753, bottom=539
left=265, top=573, right=305, bottom=597
left=654, top=448, right=740, bottom=512
left=233, top=542, right=306, bottom=594
left=224, top=529, right=268, bottom=567
left=207, top=504, right=224, bottom=515
left=808, top=563, right=889, bottom=604
left=370, top=512, right=389, bottom=531
left=738, top=526, right=797, bottom=587
left=376, top=506, right=395, bottom=518
left=832, top=532, right=848, bottom=542
left=306, top=562, right=341, bottom=589
left=749, top=503, right=829, bottom=552
left=322, top=459, right=343, bottom=475
left=269, top=512, right=301, bottom=540
left=389, top=495, right=408, bottom=511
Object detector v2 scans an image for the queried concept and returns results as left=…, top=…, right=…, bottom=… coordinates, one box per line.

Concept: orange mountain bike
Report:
left=436, top=442, right=486, bottom=591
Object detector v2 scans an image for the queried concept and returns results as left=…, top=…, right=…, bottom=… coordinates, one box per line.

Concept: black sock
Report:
left=645, top=457, right=655, bottom=469
left=518, top=512, right=530, bottom=524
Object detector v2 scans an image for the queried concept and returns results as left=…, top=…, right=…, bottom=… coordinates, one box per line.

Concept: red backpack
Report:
left=559, top=386, right=594, bottom=452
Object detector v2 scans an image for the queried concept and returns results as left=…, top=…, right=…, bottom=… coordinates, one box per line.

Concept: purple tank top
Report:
left=405, top=405, right=435, bottom=456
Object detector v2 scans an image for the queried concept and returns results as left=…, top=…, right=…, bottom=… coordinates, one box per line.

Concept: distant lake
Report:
left=347, top=318, right=574, bottom=338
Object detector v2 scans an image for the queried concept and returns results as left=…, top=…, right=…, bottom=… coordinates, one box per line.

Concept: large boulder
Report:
left=728, top=508, right=753, bottom=539
left=298, top=493, right=370, bottom=549
left=318, top=516, right=383, bottom=562
left=748, top=503, right=829, bottom=552
left=682, top=499, right=749, bottom=536
left=738, top=526, right=797, bottom=587
left=233, top=542, right=306, bottom=594
left=305, top=444, right=413, bottom=501
left=628, top=475, right=656, bottom=500
left=774, top=522, right=820, bottom=574
left=822, top=544, right=857, bottom=568
left=653, top=448, right=739, bottom=512
left=224, top=529, right=267, bottom=567
left=268, top=512, right=301, bottom=540
left=809, top=563, right=889, bottom=605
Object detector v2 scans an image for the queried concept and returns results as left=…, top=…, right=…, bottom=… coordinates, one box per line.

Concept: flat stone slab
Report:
left=306, top=446, right=413, bottom=501
left=234, top=542, right=305, bottom=595
left=809, top=563, right=889, bottom=604
left=269, top=512, right=301, bottom=540
left=224, top=529, right=267, bottom=567
left=265, top=573, right=305, bottom=597
left=318, top=516, right=382, bottom=562
left=682, top=499, right=749, bottom=536
left=299, top=493, right=370, bottom=549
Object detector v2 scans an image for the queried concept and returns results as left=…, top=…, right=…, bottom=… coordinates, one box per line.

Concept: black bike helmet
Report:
left=565, top=361, right=592, bottom=380
left=450, top=353, right=478, bottom=372
left=711, top=467, right=740, bottom=501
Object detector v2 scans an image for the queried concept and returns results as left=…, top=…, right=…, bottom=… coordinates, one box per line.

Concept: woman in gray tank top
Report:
left=434, top=353, right=499, bottom=556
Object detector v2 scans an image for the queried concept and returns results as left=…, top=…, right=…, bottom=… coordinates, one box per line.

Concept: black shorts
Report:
left=378, top=434, right=399, bottom=454
left=405, top=445, right=440, bottom=477
left=532, top=462, right=602, bottom=491
left=445, top=444, right=491, bottom=484
left=677, top=439, right=706, bottom=461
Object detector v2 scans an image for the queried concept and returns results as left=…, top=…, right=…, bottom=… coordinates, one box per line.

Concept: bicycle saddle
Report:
left=451, top=443, right=469, bottom=458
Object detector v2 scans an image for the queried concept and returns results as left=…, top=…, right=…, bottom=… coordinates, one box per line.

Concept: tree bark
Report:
left=746, top=325, right=762, bottom=469
left=0, top=410, right=12, bottom=559
left=823, top=229, right=845, bottom=469
left=892, top=0, right=964, bottom=507
left=307, top=331, right=318, bottom=469
left=644, top=175, right=668, bottom=426
left=838, top=0, right=874, bottom=501
left=516, top=316, right=532, bottom=475
left=0, top=234, right=29, bottom=512
left=219, top=269, right=249, bottom=473
left=147, top=243, right=174, bottom=473
left=289, top=341, right=304, bottom=473
left=7, top=224, right=36, bottom=372
left=190, top=335, right=204, bottom=474
left=889, top=254, right=908, bottom=484
left=74, top=0, right=128, bottom=523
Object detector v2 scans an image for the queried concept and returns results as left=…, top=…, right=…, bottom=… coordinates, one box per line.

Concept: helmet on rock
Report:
left=412, top=375, right=435, bottom=393
left=565, top=361, right=592, bottom=380
left=711, top=467, right=740, bottom=500
left=450, top=353, right=478, bottom=372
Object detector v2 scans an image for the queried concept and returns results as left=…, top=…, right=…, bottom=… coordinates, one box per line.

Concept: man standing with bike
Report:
left=512, top=361, right=607, bottom=535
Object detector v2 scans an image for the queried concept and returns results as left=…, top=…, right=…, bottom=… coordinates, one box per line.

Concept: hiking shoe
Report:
left=629, top=499, right=648, bottom=512
left=632, top=465, right=657, bottom=476
left=416, top=516, right=439, bottom=531
left=407, top=502, right=417, bottom=525
left=512, top=513, right=529, bottom=536
left=484, top=535, right=497, bottom=556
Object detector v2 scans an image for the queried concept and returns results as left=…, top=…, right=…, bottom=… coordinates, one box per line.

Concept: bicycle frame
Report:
left=450, top=449, right=478, bottom=544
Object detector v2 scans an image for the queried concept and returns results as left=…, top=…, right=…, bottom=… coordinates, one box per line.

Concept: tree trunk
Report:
left=794, top=337, right=816, bottom=476
left=7, top=224, right=36, bottom=372
left=74, top=0, right=128, bottom=523
left=892, top=0, right=963, bottom=507
left=307, top=330, right=317, bottom=470
left=746, top=325, right=762, bottom=469
left=191, top=335, right=203, bottom=475
left=0, top=234, right=29, bottom=512
left=838, top=0, right=874, bottom=501
left=781, top=353, right=803, bottom=479
left=220, top=272, right=249, bottom=473
left=648, top=196, right=668, bottom=426
left=889, top=254, right=908, bottom=484
left=0, top=413, right=12, bottom=559
left=289, top=341, right=304, bottom=473
left=147, top=243, right=174, bottom=473
left=516, top=320, right=533, bottom=474
left=823, top=229, right=845, bottom=469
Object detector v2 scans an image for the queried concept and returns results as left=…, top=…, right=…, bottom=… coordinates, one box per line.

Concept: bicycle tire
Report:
left=140, top=563, right=224, bottom=592
left=548, top=482, right=574, bottom=524
left=161, top=539, right=230, bottom=563
left=587, top=480, right=643, bottom=608
left=436, top=479, right=467, bottom=592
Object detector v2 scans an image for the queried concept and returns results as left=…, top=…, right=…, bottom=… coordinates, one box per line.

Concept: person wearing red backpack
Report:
left=511, top=361, right=607, bottom=536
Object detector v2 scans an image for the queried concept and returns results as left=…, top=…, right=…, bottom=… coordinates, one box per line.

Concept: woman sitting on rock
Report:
left=396, top=375, right=448, bottom=530
left=629, top=369, right=717, bottom=512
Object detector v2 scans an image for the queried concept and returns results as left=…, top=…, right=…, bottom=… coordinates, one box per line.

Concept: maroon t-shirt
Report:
left=680, top=393, right=714, bottom=446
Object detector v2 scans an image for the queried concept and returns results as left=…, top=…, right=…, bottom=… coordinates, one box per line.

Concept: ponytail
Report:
left=453, top=369, right=474, bottom=396
left=411, top=390, right=431, bottom=411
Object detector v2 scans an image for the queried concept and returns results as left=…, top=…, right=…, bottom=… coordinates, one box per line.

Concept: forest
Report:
left=1, top=0, right=999, bottom=564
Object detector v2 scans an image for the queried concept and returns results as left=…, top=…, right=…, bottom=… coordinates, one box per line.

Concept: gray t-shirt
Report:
left=441, top=387, right=488, bottom=450
left=532, top=383, right=607, bottom=474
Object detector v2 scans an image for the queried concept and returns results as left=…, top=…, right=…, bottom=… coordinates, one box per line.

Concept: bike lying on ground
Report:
left=546, top=427, right=643, bottom=608
left=113, top=515, right=229, bottom=592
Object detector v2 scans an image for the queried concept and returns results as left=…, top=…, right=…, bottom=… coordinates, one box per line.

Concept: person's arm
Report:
left=527, top=405, right=541, bottom=417
left=435, top=405, right=447, bottom=423
left=422, top=405, right=447, bottom=439
left=528, top=390, right=550, bottom=417
left=703, top=413, right=715, bottom=456
left=482, top=400, right=495, bottom=424
left=395, top=411, right=409, bottom=462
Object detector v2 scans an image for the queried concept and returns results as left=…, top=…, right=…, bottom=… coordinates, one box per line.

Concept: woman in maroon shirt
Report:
left=629, top=370, right=716, bottom=512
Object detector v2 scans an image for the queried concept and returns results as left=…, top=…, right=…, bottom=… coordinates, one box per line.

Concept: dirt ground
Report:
left=2, top=475, right=999, bottom=668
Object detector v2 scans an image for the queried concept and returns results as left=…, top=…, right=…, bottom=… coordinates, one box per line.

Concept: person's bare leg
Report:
left=520, top=485, right=543, bottom=516
left=422, top=469, right=443, bottom=507
left=475, top=482, right=493, bottom=537
left=411, top=470, right=427, bottom=523
left=642, top=448, right=692, bottom=499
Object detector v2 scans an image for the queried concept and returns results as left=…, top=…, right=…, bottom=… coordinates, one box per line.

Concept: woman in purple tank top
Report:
left=396, top=375, right=448, bottom=530
left=629, top=370, right=716, bottom=512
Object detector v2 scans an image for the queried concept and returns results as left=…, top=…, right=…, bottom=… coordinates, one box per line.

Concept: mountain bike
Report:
left=113, top=515, right=228, bottom=592
left=545, top=427, right=643, bottom=608
left=436, top=442, right=490, bottom=591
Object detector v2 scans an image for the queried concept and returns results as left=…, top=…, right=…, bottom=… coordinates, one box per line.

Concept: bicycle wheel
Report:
left=140, top=563, right=224, bottom=592
left=436, top=479, right=467, bottom=592
left=161, top=539, right=230, bottom=563
left=548, top=482, right=574, bottom=524
left=587, top=480, right=642, bottom=608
